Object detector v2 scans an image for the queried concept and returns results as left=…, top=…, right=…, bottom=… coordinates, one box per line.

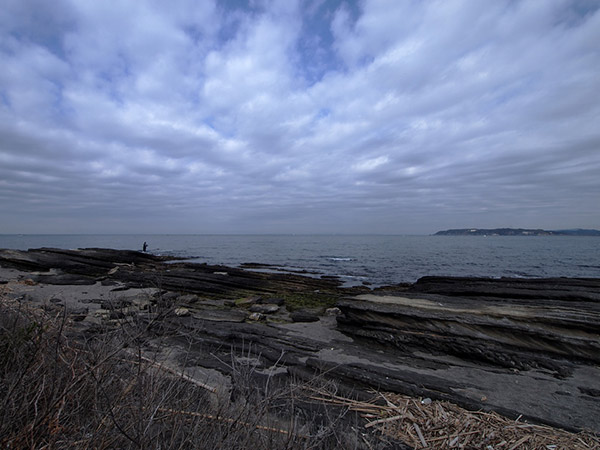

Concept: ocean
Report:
left=1, top=234, right=599, bottom=287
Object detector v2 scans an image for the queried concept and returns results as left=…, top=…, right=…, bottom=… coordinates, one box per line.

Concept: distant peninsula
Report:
left=434, top=228, right=600, bottom=236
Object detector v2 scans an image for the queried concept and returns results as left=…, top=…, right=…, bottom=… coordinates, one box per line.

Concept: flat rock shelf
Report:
left=1, top=247, right=599, bottom=440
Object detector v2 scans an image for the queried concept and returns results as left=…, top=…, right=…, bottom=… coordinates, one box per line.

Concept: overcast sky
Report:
left=1, top=0, right=599, bottom=234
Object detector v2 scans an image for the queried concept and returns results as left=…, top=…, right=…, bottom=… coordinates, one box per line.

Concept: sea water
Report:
left=1, top=234, right=599, bottom=287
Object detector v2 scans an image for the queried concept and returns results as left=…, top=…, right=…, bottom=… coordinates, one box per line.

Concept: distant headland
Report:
left=434, top=228, right=600, bottom=236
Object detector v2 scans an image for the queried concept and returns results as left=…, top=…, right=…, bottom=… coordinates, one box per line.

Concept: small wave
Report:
left=326, top=257, right=354, bottom=262
left=505, top=272, right=536, bottom=279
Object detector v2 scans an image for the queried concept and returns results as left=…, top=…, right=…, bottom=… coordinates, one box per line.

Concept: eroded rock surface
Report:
left=1, top=248, right=599, bottom=434
left=336, top=277, right=600, bottom=431
left=0, top=247, right=348, bottom=296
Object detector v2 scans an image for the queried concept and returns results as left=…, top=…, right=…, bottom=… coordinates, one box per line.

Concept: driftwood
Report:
left=308, top=388, right=600, bottom=449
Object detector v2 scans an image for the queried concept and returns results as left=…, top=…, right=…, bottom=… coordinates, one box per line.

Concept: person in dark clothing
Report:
left=143, top=242, right=148, bottom=252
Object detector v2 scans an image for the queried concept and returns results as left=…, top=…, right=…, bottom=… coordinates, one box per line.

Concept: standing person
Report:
left=143, top=241, right=148, bottom=252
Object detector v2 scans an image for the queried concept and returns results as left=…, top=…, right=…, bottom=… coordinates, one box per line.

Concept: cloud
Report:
left=0, top=0, right=599, bottom=233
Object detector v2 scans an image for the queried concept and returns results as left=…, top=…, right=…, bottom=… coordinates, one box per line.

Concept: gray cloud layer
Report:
left=1, top=0, right=599, bottom=234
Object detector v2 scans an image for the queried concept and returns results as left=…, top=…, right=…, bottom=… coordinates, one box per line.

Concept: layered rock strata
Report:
left=1, top=248, right=598, bottom=434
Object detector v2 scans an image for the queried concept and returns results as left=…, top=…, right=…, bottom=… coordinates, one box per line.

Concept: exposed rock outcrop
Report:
left=0, top=247, right=352, bottom=296
left=1, top=248, right=599, bottom=434
left=337, top=280, right=600, bottom=373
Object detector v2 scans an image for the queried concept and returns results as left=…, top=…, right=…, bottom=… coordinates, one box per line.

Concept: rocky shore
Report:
left=1, top=247, right=599, bottom=440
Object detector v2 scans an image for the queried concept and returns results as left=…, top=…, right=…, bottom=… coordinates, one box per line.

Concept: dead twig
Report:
left=307, top=388, right=600, bottom=450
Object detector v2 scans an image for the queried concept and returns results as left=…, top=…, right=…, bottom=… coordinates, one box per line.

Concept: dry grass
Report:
left=309, top=388, right=600, bottom=449
left=2, top=282, right=598, bottom=450
left=0, top=291, right=386, bottom=449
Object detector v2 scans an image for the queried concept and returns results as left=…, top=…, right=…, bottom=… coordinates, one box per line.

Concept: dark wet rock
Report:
left=579, top=387, right=600, bottom=397
left=33, top=273, right=97, bottom=285
left=240, top=262, right=273, bottom=268
left=290, top=310, right=320, bottom=323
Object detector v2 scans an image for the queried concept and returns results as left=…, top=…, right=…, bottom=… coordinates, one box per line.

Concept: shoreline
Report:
left=1, top=247, right=599, bottom=446
left=2, top=235, right=600, bottom=285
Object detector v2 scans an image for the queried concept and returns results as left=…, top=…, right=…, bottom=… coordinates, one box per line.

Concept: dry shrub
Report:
left=0, top=294, right=387, bottom=449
